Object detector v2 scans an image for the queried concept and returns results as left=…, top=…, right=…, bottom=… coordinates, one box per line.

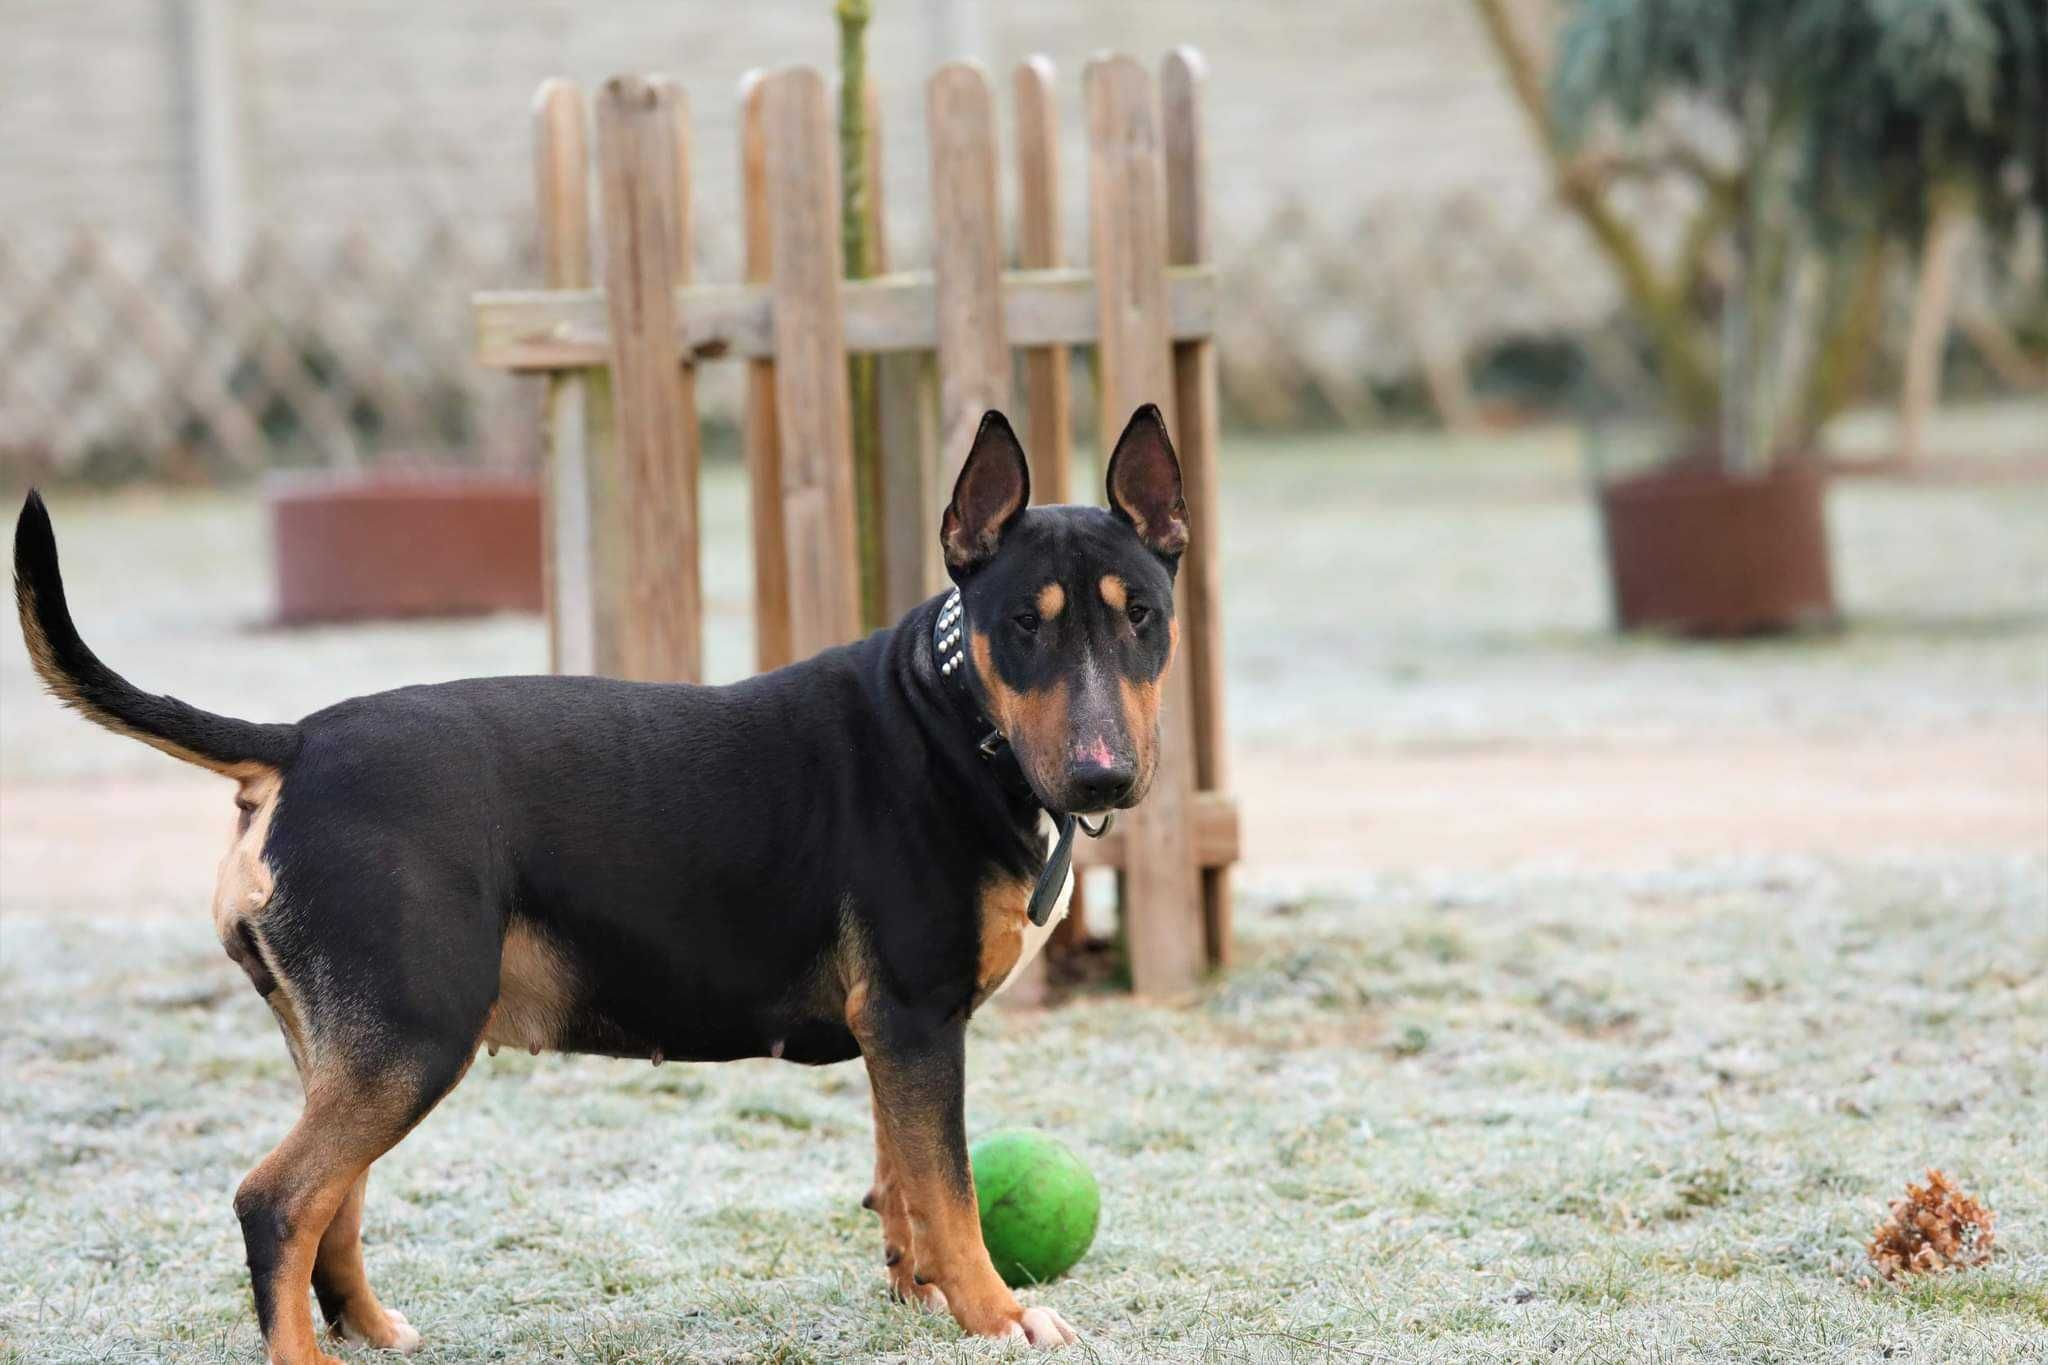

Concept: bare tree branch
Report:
left=1471, top=0, right=1719, bottom=424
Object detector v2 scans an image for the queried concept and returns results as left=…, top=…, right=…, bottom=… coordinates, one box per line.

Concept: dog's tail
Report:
left=13, top=491, right=301, bottom=776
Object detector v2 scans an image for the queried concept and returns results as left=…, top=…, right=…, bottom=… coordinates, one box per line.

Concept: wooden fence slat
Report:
left=871, top=82, right=943, bottom=620
left=656, top=72, right=706, bottom=668
left=532, top=78, right=601, bottom=674
left=473, top=265, right=1217, bottom=370
left=1012, top=54, right=1088, bottom=971
left=1014, top=56, right=1073, bottom=506
left=1162, top=47, right=1232, bottom=969
left=739, top=71, right=794, bottom=672
left=928, top=62, right=1011, bottom=498
left=1086, top=54, right=1204, bottom=997
left=760, top=65, right=862, bottom=657
left=595, top=74, right=702, bottom=682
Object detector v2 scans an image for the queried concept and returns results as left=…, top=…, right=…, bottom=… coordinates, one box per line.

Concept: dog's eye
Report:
left=1126, top=604, right=1151, bottom=627
left=1013, top=610, right=1041, bottom=635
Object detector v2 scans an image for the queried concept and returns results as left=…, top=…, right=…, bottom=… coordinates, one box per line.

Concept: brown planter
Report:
left=1598, top=457, right=1837, bottom=635
left=268, top=470, right=542, bottom=625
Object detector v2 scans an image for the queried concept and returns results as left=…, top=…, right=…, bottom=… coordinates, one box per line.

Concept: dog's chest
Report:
left=978, top=814, right=1074, bottom=1004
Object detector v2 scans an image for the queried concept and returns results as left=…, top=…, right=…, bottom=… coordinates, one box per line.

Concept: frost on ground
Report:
left=2, top=855, right=2042, bottom=1363
left=3, top=411, right=2044, bottom=1361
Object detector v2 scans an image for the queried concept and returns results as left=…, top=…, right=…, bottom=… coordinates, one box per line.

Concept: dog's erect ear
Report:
left=1105, top=403, right=1188, bottom=558
left=941, top=410, right=1032, bottom=577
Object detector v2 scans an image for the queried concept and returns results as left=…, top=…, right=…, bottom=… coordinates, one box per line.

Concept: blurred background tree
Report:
left=1476, top=0, right=2046, bottom=468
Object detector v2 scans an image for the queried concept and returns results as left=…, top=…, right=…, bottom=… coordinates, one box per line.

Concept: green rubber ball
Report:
left=970, top=1128, right=1100, bottom=1287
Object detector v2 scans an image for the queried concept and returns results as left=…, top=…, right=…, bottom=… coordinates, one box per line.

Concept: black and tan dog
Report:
left=13, top=404, right=1193, bottom=1362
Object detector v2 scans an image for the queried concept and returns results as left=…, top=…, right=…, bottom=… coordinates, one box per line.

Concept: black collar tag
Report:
left=1028, top=814, right=1077, bottom=927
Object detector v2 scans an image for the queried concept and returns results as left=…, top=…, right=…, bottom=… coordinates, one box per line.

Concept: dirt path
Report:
left=6, top=724, right=2039, bottom=917
left=1237, top=724, right=2047, bottom=877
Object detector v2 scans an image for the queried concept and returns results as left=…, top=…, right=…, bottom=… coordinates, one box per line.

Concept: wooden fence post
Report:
left=1014, top=54, right=1090, bottom=968
left=594, top=75, right=703, bottom=682
left=1162, top=48, right=1232, bottom=968
left=1085, top=55, right=1204, bottom=996
left=928, top=62, right=1012, bottom=499
left=868, top=83, right=944, bottom=621
left=532, top=79, right=603, bottom=674
left=739, top=72, right=795, bottom=672
left=1015, top=56, right=1073, bottom=506
left=759, top=66, right=863, bottom=657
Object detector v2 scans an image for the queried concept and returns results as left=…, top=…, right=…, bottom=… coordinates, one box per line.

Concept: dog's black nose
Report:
left=1069, top=761, right=1136, bottom=810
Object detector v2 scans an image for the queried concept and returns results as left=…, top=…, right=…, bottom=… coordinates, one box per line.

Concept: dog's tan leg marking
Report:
left=871, top=1091, right=1076, bottom=1347
left=237, top=1088, right=403, bottom=1365
left=313, top=1171, right=421, bottom=1353
left=238, top=1021, right=464, bottom=1365
left=850, top=983, right=1077, bottom=1349
left=845, top=954, right=944, bottom=1311
left=865, top=1093, right=949, bottom=1313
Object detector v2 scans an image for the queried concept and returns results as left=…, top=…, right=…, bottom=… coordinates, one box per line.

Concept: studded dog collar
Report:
left=931, top=587, right=1109, bottom=927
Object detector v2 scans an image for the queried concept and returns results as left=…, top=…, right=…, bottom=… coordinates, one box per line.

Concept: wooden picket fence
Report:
left=473, top=51, right=1237, bottom=996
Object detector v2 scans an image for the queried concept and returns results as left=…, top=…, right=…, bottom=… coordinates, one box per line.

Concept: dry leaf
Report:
left=1867, top=1168, right=1995, bottom=1279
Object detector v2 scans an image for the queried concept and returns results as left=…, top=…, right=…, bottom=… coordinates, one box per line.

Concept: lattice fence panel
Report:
left=0, top=226, right=538, bottom=482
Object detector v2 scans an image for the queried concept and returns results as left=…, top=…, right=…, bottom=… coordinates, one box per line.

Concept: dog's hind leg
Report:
left=312, top=1170, right=419, bottom=1352
left=220, top=777, right=506, bottom=1363
left=235, top=1041, right=472, bottom=1365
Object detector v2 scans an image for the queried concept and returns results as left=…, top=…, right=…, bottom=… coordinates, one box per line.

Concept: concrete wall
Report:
left=2, top=0, right=1554, bottom=265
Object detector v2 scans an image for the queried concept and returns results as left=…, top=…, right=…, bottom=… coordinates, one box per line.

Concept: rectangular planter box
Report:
left=267, top=470, right=542, bottom=624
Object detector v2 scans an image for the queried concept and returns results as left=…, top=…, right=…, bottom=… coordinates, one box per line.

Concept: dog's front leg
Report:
left=858, top=1012, right=1078, bottom=1348
left=864, top=1091, right=948, bottom=1313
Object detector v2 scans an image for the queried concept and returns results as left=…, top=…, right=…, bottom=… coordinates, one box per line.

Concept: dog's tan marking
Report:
left=1035, top=581, right=1066, bottom=622
left=974, top=822, right=1073, bottom=1009
left=214, top=768, right=282, bottom=941
left=971, top=631, right=1070, bottom=802
left=973, top=877, right=1031, bottom=1007
left=865, top=1092, right=949, bottom=1313
left=480, top=921, right=579, bottom=1056
left=1116, top=619, right=1177, bottom=804
left=892, top=1142, right=1028, bottom=1338
left=213, top=769, right=315, bottom=1067
left=1098, top=574, right=1127, bottom=612
left=236, top=1064, right=441, bottom=1365
left=316, top=1172, right=422, bottom=1353
left=859, top=1064, right=1026, bottom=1338
left=850, top=927, right=950, bottom=1311
left=268, top=976, right=314, bottom=1080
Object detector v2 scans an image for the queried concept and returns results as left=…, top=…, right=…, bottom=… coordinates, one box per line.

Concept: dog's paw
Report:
left=884, top=1258, right=950, bottom=1314
left=988, top=1305, right=1079, bottom=1349
left=337, top=1306, right=422, bottom=1354
left=904, top=1281, right=951, bottom=1315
